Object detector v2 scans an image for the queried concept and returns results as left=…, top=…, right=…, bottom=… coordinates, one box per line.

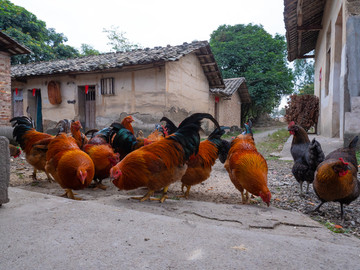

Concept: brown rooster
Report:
left=110, top=113, right=220, bottom=203
left=313, top=136, right=359, bottom=221
left=180, top=126, right=230, bottom=198
left=121, top=115, right=135, bottom=135
left=10, top=116, right=54, bottom=181
left=83, top=143, right=119, bottom=190
left=70, top=120, right=88, bottom=149
left=45, top=133, right=95, bottom=200
left=9, top=144, right=21, bottom=158
left=224, top=129, right=271, bottom=207
left=288, top=121, right=325, bottom=196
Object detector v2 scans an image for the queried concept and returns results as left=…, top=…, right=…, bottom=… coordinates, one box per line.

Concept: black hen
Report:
left=288, top=121, right=325, bottom=195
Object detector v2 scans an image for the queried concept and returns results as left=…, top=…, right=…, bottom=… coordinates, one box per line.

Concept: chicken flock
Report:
left=9, top=115, right=359, bottom=223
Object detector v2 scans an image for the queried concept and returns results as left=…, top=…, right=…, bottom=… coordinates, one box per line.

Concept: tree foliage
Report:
left=0, top=0, right=80, bottom=64
left=80, top=44, right=100, bottom=56
left=293, top=58, right=314, bottom=95
left=210, top=24, right=294, bottom=120
left=284, top=94, right=319, bottom=131
left=103, top=26, right=142, bottom=52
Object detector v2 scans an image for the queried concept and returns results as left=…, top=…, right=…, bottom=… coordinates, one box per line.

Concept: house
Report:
left=11, top=41, right=250, bottom=134
left=0, top=31, right=31, bottom=126
left=283, top=0, right=360, bottom=147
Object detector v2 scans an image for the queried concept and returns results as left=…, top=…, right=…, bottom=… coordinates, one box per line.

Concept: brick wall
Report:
left=0, top=53, right=11, bottom=126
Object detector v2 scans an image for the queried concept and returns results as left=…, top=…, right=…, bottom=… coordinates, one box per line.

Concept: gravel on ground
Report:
left=9, top=129, right=360, bottom=238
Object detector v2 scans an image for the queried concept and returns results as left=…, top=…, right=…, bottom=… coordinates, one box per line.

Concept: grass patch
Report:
left=323, top=221, right=350, bottom=234
left=356, top=151, right=360, bottom=164
left=256, top=128, right=290, bottom=157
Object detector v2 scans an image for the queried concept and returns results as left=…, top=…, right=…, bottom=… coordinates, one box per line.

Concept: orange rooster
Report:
left=45, top=133, right=95, bottom=200
left=10, top=116, right=54, bottom=181
left=110, top=113, right=220, bottom=203
left=121, top=115, right=135, bottom=135
left=83, top=142, right=119, bottom=190
left=224, top=126, right=271, bottom=207
left=70, top=120, right=88, bottom=149
left=313, top=136, right=359, bottom=221
left=180, top=126, right=230, bottom=198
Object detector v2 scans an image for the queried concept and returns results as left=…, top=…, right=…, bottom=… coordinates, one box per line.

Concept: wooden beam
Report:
left=297, top=0, right=304, bottom=56
left=298, top=55, right=315, bottom=59
left=201, top=62, right=215, bottom=67
left=297, top=25, right=322, bottom=31
left=204, top=71, right=220, bottom=75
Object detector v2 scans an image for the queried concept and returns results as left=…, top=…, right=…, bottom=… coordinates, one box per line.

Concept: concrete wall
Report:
left=165, top=53, right=214, bottom=131
left=0, top=136, right=10, bottom=205
left=217, top=93, right=241, bottom=128
left=314, top=0, right=345, bottom=137
left=314, top=0, right=360, bottom=139
left=0, top=52, right=12, bottom=126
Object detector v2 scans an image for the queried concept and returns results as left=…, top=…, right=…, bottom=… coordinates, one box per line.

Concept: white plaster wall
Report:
left=166, top=53, right=210, bottom=115
left=314, top=0, right=345, bottom=137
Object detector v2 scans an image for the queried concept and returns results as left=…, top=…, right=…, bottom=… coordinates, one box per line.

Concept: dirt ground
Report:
left=9, top=148, right=360, bottom=238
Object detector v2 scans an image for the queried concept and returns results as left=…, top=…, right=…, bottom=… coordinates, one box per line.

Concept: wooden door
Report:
left=85, top=87, right=96, bottom=130
left=12, top=89, right=23, bottom=117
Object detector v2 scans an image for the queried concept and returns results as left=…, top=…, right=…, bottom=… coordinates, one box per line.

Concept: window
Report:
left=100, top=78, right=114, bottom=95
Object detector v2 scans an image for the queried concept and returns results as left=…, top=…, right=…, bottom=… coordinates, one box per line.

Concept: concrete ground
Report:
left=1, top=130, right=359, bottom=270
left=1, top=188, right=360, bottom=270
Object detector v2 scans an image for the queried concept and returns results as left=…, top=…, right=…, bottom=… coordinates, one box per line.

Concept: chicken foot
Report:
left=152, top=186, right=169, bottom=203
left=91, top=179, right=107, bottom=190
left=131, top=190, right=155, bottom=202
left=61, top=189, right=82, bottom=200
left=178, top=184, right=191, bottom=199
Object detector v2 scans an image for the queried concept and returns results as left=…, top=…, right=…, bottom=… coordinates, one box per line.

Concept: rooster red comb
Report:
left=339, top=158, right=349, bottom=165
left=288, top=121, right=295, bottom=127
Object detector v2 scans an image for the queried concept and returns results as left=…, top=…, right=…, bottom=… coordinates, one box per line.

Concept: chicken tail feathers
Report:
left=218, top=139, right=231, bottom=164
left=178, top=113, right=220, bottom=130
left=10, top=116, right=34, bottom=128
left=12, top=124, right=33, bottom=149
left=159, top=117, right=177, bottom=135
left=348, top=136, right=359, bottom=149
left=308, top=138, right=325, bottom=169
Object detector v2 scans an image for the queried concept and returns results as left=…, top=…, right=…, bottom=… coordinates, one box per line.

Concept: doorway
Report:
left=78, top=85, right=96, bottom=130
left=27, top=89, right=43, bottom=131
left=12, top=88, right=23, bottom=117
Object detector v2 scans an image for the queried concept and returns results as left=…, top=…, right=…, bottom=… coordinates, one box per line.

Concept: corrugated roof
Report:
left=210, top=77, right=251, bottom=103
left=283, top=0, right=326, bottom=61
left=0, top=31, right=32, bottom=56
left=11, top=40, right=225, bottom=88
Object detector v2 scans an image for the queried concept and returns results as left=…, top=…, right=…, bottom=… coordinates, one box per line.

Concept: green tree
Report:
left=210, top=24, right=294, bottom=120
left=103, top=26, right=141, bottom=52
left=0, top=0, right=79, bottom=64
left=293, top=58, right=314, bottom=95
left=80, top=44, right=100, bottom=56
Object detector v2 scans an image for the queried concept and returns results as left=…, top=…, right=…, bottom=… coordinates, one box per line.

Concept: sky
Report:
left=10, top=0, right=286, bottom=53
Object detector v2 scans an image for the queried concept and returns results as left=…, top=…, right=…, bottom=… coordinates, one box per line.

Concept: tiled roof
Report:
left=0, top=31, right=32, bottom=56
left=210, top=77, right=251, bottom=103
left=283, top=0, right=326, bottom=61
left=11, top=40, right=224, bottom=88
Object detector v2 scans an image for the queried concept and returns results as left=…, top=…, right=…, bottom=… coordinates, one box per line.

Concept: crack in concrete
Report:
left=249, top=221, right=321, bottom=230
left=181, top=211, right=243, bottom=224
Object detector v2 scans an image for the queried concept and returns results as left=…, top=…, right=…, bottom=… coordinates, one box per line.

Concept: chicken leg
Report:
left=131, top=190, right=155, bottom=202
left=178, top=184, right=191, bottom=199
left=61, top=189, right=82, bottom=200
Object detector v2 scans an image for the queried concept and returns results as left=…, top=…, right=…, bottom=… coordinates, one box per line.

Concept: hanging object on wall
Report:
left=32, top=88, right=36, bottom=96
left=215, top=96, right=220, bottom=103
left=85, top=85, right=89, bottom=94
left=319, top=67, right=322, bottom=82
left=15, top=88, right=18, bottom=95
left=47, top=81, right=62, bottom=105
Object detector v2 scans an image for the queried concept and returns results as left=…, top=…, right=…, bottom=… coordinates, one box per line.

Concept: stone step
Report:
left=351, top=96, right=360, bottom=113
